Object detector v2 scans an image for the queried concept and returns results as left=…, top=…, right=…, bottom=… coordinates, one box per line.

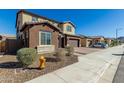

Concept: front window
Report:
left=40, top=31, right=51, bottom=45
left=32, top=17, right=38, bottom=22
left=66, top=25, right=72, bottom=32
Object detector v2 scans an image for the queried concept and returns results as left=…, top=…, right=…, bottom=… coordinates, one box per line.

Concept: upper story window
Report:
left=32, top=17, right=38, bottom=22
left=66, top=25, right=72, bottom=32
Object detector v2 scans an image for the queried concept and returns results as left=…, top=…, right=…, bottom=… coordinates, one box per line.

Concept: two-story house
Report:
left=16, top=10, right=81, bottom=53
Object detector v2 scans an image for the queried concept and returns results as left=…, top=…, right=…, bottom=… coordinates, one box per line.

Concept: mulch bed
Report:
left=0, top=54, right=78, bottom=83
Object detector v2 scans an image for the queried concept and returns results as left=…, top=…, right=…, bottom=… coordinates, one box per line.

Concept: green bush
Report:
left=110, top=40, right=117, bottom=47
left=17, top=48, right=37, bottom=68
left=65, top=45, right=74, bottom=56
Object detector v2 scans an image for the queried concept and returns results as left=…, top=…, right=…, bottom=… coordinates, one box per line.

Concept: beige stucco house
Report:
left=16, top=10, right=81, bottom=53
left=104, top=38, right=112, bottom=46
left=80, top=36, right=112, bottom=47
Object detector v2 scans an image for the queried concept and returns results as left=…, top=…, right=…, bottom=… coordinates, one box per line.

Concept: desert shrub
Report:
left=55, top=48, right=66, bottom=61
left=65, top=45, right=74, bottom=56
left=17, top=48, right=37, bottom=68
left=110, top=40, right=117, bottom=47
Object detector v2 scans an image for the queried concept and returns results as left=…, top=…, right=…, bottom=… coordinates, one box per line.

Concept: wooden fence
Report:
left=0, top=41, right=5, bottom=52
left=5, top=39, right=23, bottom=54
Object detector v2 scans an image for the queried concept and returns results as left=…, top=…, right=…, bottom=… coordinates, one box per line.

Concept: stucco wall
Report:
left=17, top=13, right=23, bottom=30
left=81, top=38, right=87, bottom=47
left=22, top=13, right=59, bottom=27
left=29, top=25, right=59, bottom=48
left=22, top=13, right=32, bottom=25
left=105, top=39, right=112, bottom=45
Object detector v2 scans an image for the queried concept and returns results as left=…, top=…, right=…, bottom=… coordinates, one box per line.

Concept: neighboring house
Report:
left=89, top=36, right=105, bottom=44
left=104, top=38, right=113, bottom=46
left=78, top=35, right=92, bottom=47
left=88, top=36, right=113, bottom=46
left=81, top=36, right=114, bottom=47
left=81, top=38, right=93, bottom=47
left=16, top=10, right=81, bottom=53
left=118, top=37, right=124, bottom=43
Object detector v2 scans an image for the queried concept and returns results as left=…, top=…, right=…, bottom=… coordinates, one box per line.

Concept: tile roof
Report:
left=20, top=21, right=62, bottom=33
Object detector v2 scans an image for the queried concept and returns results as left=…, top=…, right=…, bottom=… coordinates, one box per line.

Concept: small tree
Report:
left=110, top=40, right=117, bottom=47
left=17, top=48, right=37, bottom=69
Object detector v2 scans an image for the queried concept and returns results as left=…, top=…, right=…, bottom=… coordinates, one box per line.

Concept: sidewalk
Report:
left=26, top=45, right=124, bottom=83
left=113, top=51, right=124, bottom=83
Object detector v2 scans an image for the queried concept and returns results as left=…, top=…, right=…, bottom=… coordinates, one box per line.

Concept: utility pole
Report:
left=116, top=28, right=123, bottom=45
left=116, top=29, right=118, bottom=45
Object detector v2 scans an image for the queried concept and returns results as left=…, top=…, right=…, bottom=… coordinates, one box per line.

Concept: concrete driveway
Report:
left=74, top=47, right=103, bottom=56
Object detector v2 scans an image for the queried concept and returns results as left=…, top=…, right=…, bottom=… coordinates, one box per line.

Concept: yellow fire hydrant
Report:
left=39, top=56, right=46, bottom=69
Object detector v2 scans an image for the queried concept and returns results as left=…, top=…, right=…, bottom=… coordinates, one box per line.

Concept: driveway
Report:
left=74, top=47, right=103, bottom=56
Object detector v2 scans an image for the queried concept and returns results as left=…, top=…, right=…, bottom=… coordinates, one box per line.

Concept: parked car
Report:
left=92, top=42, right=108, bottom=48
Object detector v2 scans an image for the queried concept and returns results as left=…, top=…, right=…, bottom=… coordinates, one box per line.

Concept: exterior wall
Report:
left=81, top=38, right=92, bottom=47
left=22, top=13, right=33, bottom=25
left=62, top=23, right=75, bottom=35
left=22, top=13, right=59, bottom=27
left=29, top=25, right=59, bottom=49
left=17, top=13, right=23, bottom=31
left=37, top=45, right=55, bottom=54
left=81, top=38, right=87, bottom=47
left=16, top=13, right=23, bottom=38
left=100, top=37, right=105, bottom=42
left=105, top=39, right=112, bottom=45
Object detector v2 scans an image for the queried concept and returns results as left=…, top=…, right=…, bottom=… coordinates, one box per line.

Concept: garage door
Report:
left=67, top=39, right=79, bottom=47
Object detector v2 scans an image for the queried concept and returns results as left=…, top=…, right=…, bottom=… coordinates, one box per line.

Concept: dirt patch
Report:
left=0, top=54, right=78, bottom=83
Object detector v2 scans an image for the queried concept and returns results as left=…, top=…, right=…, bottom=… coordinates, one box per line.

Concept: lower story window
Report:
left=40, top=31, right=51, bottom=45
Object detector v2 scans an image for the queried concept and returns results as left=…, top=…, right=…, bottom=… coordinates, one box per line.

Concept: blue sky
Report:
left=0, top=9, right=124, bottom=38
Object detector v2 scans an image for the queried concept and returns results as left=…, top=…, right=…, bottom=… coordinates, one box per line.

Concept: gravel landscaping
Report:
left=0, top=54, right=78, bottom=83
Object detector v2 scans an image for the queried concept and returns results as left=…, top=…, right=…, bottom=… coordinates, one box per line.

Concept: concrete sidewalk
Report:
left=26, top=45, right=124, bottom=83
left=113, top=52, right=124, bottom=83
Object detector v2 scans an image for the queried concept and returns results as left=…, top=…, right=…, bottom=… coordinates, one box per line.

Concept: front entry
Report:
left=58, top=36, right=65, bottom=48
